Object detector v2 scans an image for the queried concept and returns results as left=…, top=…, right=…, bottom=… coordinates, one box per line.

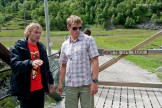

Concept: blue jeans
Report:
left=65, top=85, right=94, bottom=108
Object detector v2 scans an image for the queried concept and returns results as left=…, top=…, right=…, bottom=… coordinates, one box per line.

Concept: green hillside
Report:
left=0, top=0, right=162, bottom=30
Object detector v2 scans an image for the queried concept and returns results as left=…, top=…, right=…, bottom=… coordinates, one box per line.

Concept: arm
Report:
left=10, top=46, right=33, bottom=76
left=41, top=45, right=55, bottom=94
left=58, top=63, right=66, bottom=94
left=90, top=56, right=99, bottom=95
left=91, top=56, right=99, bottom=80
left=45, top=56, right=55, bottom=94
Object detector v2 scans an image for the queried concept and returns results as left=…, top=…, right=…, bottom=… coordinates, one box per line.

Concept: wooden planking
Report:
left=134, top=88, right=144, bottom=108
left=120, top=87, right=128, bottom=108
left=95, top=86, right=103, bottom=107
left=153, top=89, right=162, bottom=107
left=95, top=86, right=108, bottom=108
left=127, top=88, right=136, bottom=108
left=111, top=87, right=121, bottom=108
left=104, top=86, right=114, bottom=108
left=95, top=86, right=104, bottom=107
left=147, top=89, right=161, bottom=108
left=136, top=89, right=153, bottom=108
left=54, top=86, right=162, bottom=108
left=95, top=86, right=162, bottom=108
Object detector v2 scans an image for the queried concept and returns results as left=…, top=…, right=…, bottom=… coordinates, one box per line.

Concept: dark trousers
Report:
left=20, top=88, right=45, bottom=108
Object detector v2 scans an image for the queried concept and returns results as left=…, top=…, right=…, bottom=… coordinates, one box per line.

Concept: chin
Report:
left=75, top=33, right=80, bottom=37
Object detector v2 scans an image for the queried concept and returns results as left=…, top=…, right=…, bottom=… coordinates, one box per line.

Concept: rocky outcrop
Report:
left=136, top=22, right=162, bottom=30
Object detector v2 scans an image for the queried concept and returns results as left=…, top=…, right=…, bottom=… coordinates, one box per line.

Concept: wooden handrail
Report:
left=98, top=81, right=162, bottom=88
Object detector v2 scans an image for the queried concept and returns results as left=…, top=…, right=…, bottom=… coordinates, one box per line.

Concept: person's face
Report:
left=28, top=29, right=42, bottom=45
left=68, top=22, right=82, bottom=40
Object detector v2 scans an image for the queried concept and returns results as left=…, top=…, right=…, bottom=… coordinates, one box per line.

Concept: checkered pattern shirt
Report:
left=59, top=33, right=99, bottom=87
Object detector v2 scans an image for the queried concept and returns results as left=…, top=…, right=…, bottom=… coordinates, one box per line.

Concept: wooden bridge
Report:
left=53, top=80, right=162, bottom=108
left=54, top=83, right=162, bottom=108
left=95, top=85, right=162, bottom=108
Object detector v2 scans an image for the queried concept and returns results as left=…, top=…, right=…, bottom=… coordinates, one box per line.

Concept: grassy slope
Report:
left=1, top=27, right=162, bottom=80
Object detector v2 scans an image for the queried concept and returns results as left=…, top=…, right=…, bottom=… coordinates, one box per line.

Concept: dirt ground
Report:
left=98, top=55, right=161, bottom=83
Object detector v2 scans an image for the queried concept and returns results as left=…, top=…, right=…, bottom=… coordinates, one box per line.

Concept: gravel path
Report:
left=98, top=55, right=161, bottom=83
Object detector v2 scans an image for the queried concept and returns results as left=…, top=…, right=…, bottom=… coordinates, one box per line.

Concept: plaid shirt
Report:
left=59, top=33, right=99, bottom=87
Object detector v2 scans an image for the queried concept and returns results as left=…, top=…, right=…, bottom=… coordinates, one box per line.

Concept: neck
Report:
left=70, top=35, right=79, bottom=41
left=28, top=40, right=37, bottom=45
left=70, top=36, right=76, bottom=41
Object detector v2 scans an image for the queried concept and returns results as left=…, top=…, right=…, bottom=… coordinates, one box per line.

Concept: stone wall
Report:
left=136, top=22, right=162, bottom=30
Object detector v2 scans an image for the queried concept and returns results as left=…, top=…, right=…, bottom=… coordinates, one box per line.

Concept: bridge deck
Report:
left=95, top=86, right=162, bottom=108
left=54, top=85, right=162, bottom=108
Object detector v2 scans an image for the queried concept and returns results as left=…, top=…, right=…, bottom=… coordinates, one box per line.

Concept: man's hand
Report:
left=49, top=84, right=55, bottom=94
left=57, top=83, right=63, bottom=94
left=32, top=59, right=43, bottom=68
left=90, top=83, right=98, bottom=95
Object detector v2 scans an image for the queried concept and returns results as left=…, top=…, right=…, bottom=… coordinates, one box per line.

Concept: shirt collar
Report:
left=67, top=33, right=84, bottom=43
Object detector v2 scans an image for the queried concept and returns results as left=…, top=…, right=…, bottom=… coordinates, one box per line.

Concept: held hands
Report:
left=49, top=84, right=55, bottom=94
left=32, top=59, right=43, bottom=68
left=57, top=83, right=63, bottom=94
left=90, top=83, right=98, bottom=95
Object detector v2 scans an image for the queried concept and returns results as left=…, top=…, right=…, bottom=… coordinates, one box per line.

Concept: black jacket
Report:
left=9, top=38, right=54, bottom=99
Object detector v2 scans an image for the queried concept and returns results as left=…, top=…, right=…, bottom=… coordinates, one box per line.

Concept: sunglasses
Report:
left=72, top=26, right=82, bottom=30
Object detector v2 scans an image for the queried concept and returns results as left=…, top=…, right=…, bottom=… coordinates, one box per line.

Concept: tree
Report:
left=151, top=14, right=161, bottom=24
left=11, top=2, right=18, bottom=12
left=125, top=17, right=136, bottom=28
left=1, top=0, right=162, bottom=30
left=55, top=11, right=65, bottom=30
left=111, top=14, right=118, bottom=25
left=31, top=9, right=39, bottom=21
left=50, top=16, right=57, bottom=30
left=116, top=13, right=125, bottom=25
left=0, top=13, right=5, bottom=31
left=0, top=6, right=4, bottom=13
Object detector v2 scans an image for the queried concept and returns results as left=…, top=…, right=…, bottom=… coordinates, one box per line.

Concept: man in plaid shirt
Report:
left=58, top=15, right=99, bottom=108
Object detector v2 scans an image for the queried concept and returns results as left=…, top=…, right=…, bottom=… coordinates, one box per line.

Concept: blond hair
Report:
left=66, top=15, right=83, bottom=27
left=24, top=22, right=43, bottom=36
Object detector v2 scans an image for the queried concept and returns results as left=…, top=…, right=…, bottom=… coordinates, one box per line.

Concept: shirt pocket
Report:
left=74, top=48, right=87, bottom=62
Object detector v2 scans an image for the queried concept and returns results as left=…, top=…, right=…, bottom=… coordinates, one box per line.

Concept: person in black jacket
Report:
left=9, top=22, right=55, bottom=108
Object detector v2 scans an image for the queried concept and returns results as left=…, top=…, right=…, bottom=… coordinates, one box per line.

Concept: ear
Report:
left=67, top=25, right=70, bottom=30
left=27, top=32, right=31, bottom=37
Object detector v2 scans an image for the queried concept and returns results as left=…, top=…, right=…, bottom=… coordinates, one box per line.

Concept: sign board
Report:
left=98, top=49, right=162, bottom=56
left=104, top=50, right=148, bottom=55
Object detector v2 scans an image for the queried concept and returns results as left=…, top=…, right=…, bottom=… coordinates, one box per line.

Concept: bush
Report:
left=0, top=97, right=18, bottom=108
left=125, top=17, right=136, bottom=28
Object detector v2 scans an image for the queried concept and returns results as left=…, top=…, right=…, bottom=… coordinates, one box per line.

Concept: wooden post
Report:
left=0, top=43, right=11, bottom=65
left=99, top=30, right=162, bottom=72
